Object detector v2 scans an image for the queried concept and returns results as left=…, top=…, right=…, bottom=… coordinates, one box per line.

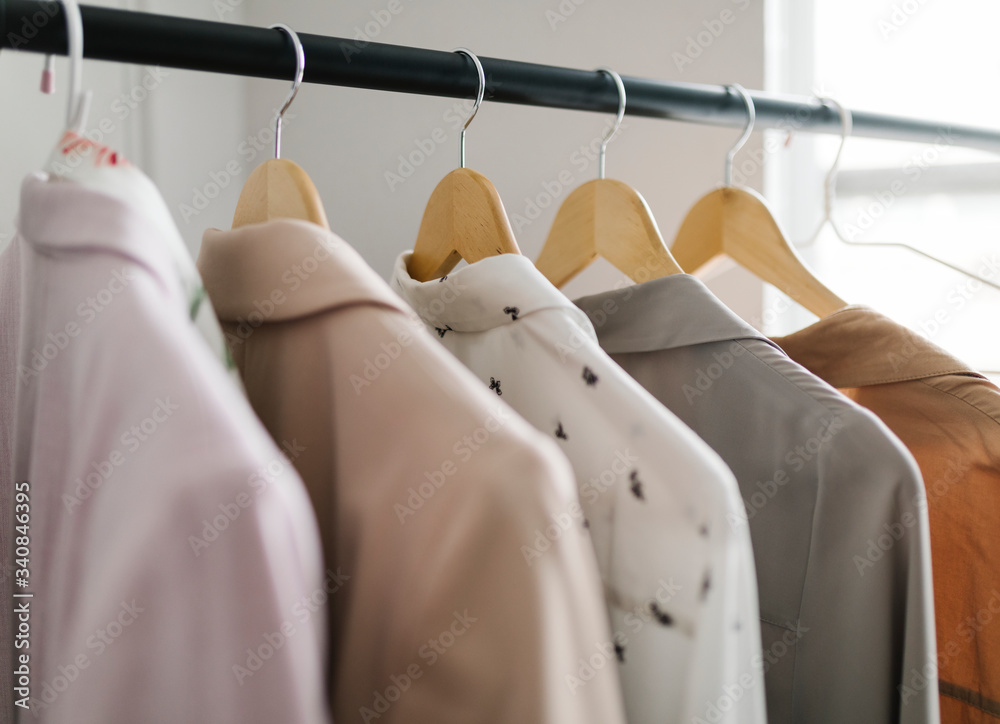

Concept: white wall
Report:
left=0, top=0, right=765, bottom=321
left=242, top=0, right=765, bottom=317
left=0, top=0, right=248, bottom=251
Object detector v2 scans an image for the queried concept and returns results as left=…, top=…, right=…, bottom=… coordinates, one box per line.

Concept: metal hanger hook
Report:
left=452, top=48, right=485, bottom=169
left=798, top=95, right=853, bottom=247
left=816, top=95, right=1000, bottom=292
left=816, top=96, right=853, bottom=221
left=596, top=68, right=626, bottom=180
left=724, top=84, right=755, bottom=186
left=269, top=23, right=305, bottom=160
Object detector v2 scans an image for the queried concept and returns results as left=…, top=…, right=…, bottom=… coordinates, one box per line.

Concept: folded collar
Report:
left=199, top=219, right=413, bottom=323
left=573, top=273, right=779, bottom=354
left=771, top=305, right=983, bottom=387
left=18, top=172, right=178, bottom=296
left=390, top=251, right=594, bottom=333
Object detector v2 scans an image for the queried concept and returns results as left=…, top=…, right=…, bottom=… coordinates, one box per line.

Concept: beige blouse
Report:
left=199, top=219, right=626, bottom=724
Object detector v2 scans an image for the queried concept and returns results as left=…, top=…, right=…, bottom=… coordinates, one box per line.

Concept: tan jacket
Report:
left=775, top=306, right=1000, bottom=723
left=199, top=219, right=626, bottom=724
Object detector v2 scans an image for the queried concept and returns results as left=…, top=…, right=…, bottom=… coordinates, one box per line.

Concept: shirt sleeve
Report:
left=802, top=407, right=938, bottom=723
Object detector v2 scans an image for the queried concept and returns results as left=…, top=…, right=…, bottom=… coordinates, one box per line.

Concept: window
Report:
left=766, top=0, right=1000, bottom=379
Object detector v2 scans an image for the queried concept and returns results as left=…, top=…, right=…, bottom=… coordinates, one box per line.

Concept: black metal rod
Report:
left=3, top=0, right=999, bottom=153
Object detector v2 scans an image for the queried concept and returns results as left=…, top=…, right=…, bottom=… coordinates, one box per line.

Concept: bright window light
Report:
left=767, top=0, right=1000, bottom=379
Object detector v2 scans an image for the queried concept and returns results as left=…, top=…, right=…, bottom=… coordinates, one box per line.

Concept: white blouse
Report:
left=392, top=252, right=766, bottom=724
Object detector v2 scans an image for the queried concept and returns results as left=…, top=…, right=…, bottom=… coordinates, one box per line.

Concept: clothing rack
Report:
left=3, top=0, right=1000, bottom=155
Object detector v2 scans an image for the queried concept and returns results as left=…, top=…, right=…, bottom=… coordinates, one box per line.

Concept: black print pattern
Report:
left=582, top=519, right=590, bottom=529
left=435, top=325, right=453, bottom=338
left=503, top=306, right=520, bottom=321
left=489, top=377, right=502, bottom=396
left=699, top=524, right=709, bottom=538
left=629, top=470, right=644, bottom=501
left=614, top=642, right=626, bottom=663
left=439, top=276, right=448, bottom=282
left=555, top=422, right=568, bottom=440
left=649, top=602, right=674, bottom=627
left=700, top=570, right=712, bottom=602
left=582, top=366, right=599, bottom=386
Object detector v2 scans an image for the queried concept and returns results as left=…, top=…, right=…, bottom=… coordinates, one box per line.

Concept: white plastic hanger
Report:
left=806, top=96, right=1000, bottom=292
left=44, top=0, right=94, bottom=173
left=40, top=0, right=213, bottom=311
left=534, top=68, right=682, bottom=288
left=41, top=0, right=166, bottom=215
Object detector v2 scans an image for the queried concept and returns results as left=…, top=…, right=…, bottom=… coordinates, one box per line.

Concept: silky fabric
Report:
left=391, top=252, right=766, bottom=724
left=199, top=219, right=626, bottom=724
left=0, top=174, right=329, bottom=723
left=774, top=305, right=1000, bottom=723
left=574, top=275, right=938, bottom=724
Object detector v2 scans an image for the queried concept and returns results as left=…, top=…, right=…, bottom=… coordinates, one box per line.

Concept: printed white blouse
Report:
left=392, top=251, right=767, bottom=724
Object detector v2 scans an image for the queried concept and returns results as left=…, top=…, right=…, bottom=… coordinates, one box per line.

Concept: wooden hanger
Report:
left=536, top=69, right=682, bottom=288
left=233, top=24, right=329, bottom=230
left=408, top=49, right=519, bottom=282
left=671, top=85, right=846, bottom=318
